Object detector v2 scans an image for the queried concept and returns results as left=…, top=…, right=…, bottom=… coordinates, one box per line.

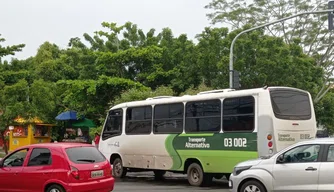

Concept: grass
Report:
left=0, top=153, right=4, bottom=158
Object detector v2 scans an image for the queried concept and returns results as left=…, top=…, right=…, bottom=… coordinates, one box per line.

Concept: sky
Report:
left=0, top=0, right=213, bottom=61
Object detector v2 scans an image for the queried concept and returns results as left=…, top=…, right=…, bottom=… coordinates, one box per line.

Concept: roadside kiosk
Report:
left=61, top=118, right=96, bottom=144
left=8, top=116, right=56, bottom=152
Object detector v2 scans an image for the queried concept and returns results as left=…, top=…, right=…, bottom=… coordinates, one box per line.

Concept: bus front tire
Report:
left=187, top=162, right=212, bottom=187
left=112, top=157, right=127, bottom=178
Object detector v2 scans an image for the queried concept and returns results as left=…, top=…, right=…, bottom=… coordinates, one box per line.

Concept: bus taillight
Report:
left=267, top=134, right=273, bottom=152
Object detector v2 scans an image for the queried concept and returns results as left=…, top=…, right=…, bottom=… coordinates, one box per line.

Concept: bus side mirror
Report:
left=276, top=154, right=284, bottom=164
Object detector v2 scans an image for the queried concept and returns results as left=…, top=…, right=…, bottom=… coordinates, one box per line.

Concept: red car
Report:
left=0, top=143, right=114, bottom=192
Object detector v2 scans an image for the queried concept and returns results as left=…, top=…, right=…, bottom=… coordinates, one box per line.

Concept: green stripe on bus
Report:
left=165, top=134, right=182, bottom=170
left=173, top=132, right=258, bottom=151
left=165, top=132, right=258, bottom=173
left=176, top=150, right=258, bottom=173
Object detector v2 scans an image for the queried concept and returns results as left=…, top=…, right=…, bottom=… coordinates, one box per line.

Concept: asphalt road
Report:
left=113, top=172, right=230, bottom=192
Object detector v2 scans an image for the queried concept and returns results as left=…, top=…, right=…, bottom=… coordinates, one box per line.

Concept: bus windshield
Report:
left=269, top=88, right=312, bottom=120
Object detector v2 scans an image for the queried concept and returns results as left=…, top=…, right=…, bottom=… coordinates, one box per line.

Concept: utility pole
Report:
left=229, top=8, right=334, bottom=89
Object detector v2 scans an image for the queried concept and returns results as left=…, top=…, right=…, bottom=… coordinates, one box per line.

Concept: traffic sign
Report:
left=232, top=70, right=240, bottom=89
left=329, top=1, right=334, bottom=30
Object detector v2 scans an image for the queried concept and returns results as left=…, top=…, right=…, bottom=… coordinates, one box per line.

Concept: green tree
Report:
left=1, top=20, right=329, bottom=142
left=180, top=82, right=213, bottom=96
left=0, top=35, right=25, bottom=154
left=0, top=79, right=58, bottom=154
left=95, top=45, right=163, bottom=80
left=71, top=22, right=201, bottom=93
left=0, top=80, right=30, bottom=154
left=56, top=76, right=147, bottom=124
left=205, top=0, right=333, bottom=102
left=0, top=34, right=25, bottom=63
left=153, top=30, right=201, bottom=94
left=112, top=86, right=174, bottom=106
left=192, top=26, right=323, bottom=96
left=224, top=28, right=323, bottom=96
left=33, top=42, right=79, bottom=82
left=315, top=90, right=334, bottom=134
left=29, top=79, right=58, bottom=123
left=195, top=27, right=230, bottom=87
left=113, top=83, right=214, bottom=105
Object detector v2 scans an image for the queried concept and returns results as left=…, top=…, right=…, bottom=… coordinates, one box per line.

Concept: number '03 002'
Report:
left=224, top=138, right=247, bottom=147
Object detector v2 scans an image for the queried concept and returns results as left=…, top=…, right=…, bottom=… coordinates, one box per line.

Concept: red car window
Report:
left=27, top=148, right=52, bottom=166
left=3, top=148, right=29, bottom=167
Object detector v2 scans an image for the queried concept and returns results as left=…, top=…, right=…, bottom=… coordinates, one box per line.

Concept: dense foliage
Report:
left=205, top=0, right=334, bottom=132
left=1, top=5, right=333, bottom=150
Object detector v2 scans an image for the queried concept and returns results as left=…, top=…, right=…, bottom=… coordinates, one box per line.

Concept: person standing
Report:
left=94, top=132, right=100, bottom=149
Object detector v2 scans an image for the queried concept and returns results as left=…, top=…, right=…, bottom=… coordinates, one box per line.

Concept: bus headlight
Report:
left=233, top=166, right=252, bottom=176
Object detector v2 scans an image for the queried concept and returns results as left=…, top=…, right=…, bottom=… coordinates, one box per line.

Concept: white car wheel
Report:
left=240, top=180, right=266, bottom=192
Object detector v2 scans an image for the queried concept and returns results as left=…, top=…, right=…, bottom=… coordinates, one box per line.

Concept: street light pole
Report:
left=229, top=9, right=334, bottom=88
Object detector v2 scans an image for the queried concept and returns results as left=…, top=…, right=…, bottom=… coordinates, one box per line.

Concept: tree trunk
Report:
left=0, top=131, right=8, bottom=154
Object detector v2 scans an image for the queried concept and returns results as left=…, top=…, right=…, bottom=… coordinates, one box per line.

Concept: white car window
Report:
left=283, top=144, right=320, bottom=163
left=327, top=145, right=334, bottom=162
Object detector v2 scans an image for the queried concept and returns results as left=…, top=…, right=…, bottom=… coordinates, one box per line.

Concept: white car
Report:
left=229, top=138, right=334, bottom=192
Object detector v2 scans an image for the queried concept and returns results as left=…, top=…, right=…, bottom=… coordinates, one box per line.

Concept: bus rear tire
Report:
left=112, top=157, right=127, bottom=178
left=187, top=162, right=212, bottom=187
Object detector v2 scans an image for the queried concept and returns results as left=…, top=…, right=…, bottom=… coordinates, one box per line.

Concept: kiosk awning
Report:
left=71, top=118, right=97, bottom=128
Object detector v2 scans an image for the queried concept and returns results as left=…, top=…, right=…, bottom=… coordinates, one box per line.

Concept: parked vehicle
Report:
left=229, top=138, right=334, bottom=192
left=0, top=143, right=114, bottom=192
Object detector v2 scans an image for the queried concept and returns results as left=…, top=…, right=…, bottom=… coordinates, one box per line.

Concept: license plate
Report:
left=91, top=170, right=104, bottom=178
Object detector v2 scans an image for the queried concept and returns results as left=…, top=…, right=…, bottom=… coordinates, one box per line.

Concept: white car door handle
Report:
left=305, top=167, right=317, bottom=171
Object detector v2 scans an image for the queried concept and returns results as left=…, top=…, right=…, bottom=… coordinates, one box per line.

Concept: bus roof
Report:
left=110, top=86, right=309, bottom=110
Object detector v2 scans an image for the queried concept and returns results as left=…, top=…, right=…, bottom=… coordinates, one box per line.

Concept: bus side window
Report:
left=102, top=109, right=123, bottom=140
left=125, top=106, right=152, bottom=135
left=185, top=99, right=221, bottom=133
left=223, top=96, right=255, bottom=132
left=153, top=103, right=184, bottom=134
